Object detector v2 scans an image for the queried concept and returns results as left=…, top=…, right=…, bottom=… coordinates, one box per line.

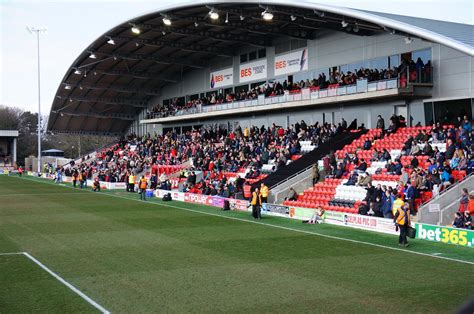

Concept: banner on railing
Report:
left=301, top=88, right=310, bottom=100
left=387, top=79, right=398, bottom=89
left=356, top=79, right=368, bottom=93
left=337, top=87, right=347, bottom=96
left=377, top=81, right=387, bottom=90
left=310, top=91, right=319, bottom=99
left=347, top=85, right=357, bottom=94
left=328, top=84, right=338, bottom=97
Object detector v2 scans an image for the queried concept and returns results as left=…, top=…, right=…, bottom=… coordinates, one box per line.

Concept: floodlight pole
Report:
left=27, top=26, right=47, bottom=174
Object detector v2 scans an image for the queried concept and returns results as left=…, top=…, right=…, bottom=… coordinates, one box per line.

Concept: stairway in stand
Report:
left=255, top=130, right=366, bottom=189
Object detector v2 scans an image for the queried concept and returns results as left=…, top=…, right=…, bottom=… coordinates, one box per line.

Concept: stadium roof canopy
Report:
left=47, top=0, right=474, bottom=136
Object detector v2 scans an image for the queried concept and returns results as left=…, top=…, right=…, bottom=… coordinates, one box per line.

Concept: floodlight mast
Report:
left=26, top=26, right=47, bottom=174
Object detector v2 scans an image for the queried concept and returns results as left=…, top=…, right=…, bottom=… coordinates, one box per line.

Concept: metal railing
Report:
left=145, top=77, right=401, bottom=120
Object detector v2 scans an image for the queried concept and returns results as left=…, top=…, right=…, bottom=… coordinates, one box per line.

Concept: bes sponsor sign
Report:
left=210, top=67, right=233, bottom=89
left=239, top=59, right=267, bottom=83
left=274, top=48, right=308, bottom=76
left=415, top=223, right=474, bottom=248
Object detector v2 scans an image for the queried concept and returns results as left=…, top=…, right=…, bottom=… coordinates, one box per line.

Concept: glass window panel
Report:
left=340, top=64, right=349, bottom=74
left=389, top=55, right=400, bottom=69
left=235, top=84, right=248, bottom=93
left=370, top=57, right=388, bottom=70
left=412, top=48, right=432, bottom=64
left=249, top=51, right=257, bottom=61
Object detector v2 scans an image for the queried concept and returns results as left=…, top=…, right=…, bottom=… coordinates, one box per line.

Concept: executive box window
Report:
left=258, top=48, right=266, bottom=59
left=412, top=48, right=432, bottom=64
left=370, top=57, right=388, bottom=71
left=224, top=87, right=233, bottom=95
left=240, top=53, right=248, bottom=63
left=248, top=51, right=257, bottom=61
left=234, top=84, right=249, bottom=94
left=251, top=81, right=266, bottom=89
left=389, top=55, right=400, bottom=69
left=432, top=98, right=472, bottom=125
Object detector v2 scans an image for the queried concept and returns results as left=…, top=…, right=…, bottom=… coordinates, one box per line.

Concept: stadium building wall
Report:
left=136, top=31, right=473, bottom=136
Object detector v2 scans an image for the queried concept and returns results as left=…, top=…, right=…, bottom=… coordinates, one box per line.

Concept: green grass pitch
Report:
left=0, top=175, right=472, bottom=313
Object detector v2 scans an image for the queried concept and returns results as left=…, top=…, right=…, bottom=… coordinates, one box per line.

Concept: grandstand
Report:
left=45, top=1, right=472, bottom=214
left=2, top=1, right=473, bottom=312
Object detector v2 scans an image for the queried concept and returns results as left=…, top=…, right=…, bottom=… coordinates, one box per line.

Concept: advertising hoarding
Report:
left=239, top=59, right=267, bottom=83
left=274, top=48, right=308, bottom=76
left=210, top=67, right=234, bottom=89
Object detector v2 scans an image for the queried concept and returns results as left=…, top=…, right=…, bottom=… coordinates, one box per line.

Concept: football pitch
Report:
left=0, top=175, right=472, bottom=313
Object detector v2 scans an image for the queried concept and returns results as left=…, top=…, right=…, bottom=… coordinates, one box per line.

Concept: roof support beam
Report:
left=62, top=82, right=161, bottom=96
left=52, top=110, right=136, bottom=121
left=56, top=95, right=149, bottom=108
left=111, top=36, right=234, bottom=57
left=172, top=14, right=315, bottom=41
left=49, top=130, right=124, bottom=136
left=95, top=51, right=208, bottom=69
left=135, top=23, right=269, bottom=47
left=89, top=69, right=176, bottom=83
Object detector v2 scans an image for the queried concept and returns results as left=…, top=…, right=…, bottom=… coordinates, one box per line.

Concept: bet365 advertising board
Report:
left=415, top=223, right=474, bottom=248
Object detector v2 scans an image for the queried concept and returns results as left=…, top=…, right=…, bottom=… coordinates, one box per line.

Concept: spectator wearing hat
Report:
left=251, top=187, right=262, bottom=219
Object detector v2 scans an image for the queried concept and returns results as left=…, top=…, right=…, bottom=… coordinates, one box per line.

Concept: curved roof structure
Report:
left=47, top=0, right=474, bottom=135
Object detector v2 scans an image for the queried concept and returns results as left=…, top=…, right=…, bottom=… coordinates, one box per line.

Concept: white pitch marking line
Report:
left=0, top=192, right=84, bottom=197
left=12, top=175, right=474, bottom=265
left=0, top=252, right=25, bottom=256
left=22, top=252, right=110, bottom=314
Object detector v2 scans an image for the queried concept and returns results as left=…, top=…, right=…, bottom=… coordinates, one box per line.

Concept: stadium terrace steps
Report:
left=255, top=130, right=366, bottom=189
left=283, top=125, right=467, bottom=214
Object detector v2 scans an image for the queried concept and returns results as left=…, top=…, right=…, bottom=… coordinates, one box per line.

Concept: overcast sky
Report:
left=1, top=0, right=473, bottom=115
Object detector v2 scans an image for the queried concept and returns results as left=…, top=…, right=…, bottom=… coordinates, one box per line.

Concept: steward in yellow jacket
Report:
left=251, top=188, right=262, bottom=219
left=128, top=174, right=136, bottom=193
left=260, top=183, right=269, bottom=203
left=394, top=203, right=411, bottom=247
left=392, top=195, right=405, bottom=216
left=139, top=176, right=148, bottom=201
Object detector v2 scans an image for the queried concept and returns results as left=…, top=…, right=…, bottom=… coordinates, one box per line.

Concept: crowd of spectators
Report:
left=175, top=120, right=339, bottom=198
left=59, top=119, right=342, bottom=198
left=323, top=113, right=472, bottom=217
